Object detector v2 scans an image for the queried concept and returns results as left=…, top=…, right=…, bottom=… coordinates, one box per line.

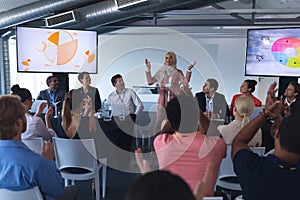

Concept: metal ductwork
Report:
left=67, top=0, right=226, bottom=30
left=0, top=0, right=100, bottom=30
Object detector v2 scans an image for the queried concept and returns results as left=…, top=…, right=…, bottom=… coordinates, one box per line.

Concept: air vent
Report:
left=45, top=11, right=77, bottom=27
left=115, top=0, right=149, bottom=10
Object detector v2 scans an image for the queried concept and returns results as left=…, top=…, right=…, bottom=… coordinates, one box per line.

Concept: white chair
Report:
left=265, top=148, right=274, bottom=156
left=53, top=137, right=107, bottom=200
left=248, top=107, right=263, bottom=121
left=22, top=138, right=43, bottom=154
left=0, top=186, right=43, bottom=200
left=203, top=197, right=223, bottom=200
left=215, top=146, right=265, bottom=197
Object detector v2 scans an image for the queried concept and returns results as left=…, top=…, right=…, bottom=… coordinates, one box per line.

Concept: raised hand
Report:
left=35, top=102, right=48, bottom=117
left=194, top=162, right=213, bottom=200
left=41, top=140, right=54, bottom=160
left=264, top=81, right=282, bottom=119
left=187, top=61, right=197, bottom=71
left=135, top=148, right=151, bottom=175
left=145, top=58, right=151, bottom=71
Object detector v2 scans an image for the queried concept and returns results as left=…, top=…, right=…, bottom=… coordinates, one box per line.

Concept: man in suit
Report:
left=282, top=81, right=300, bottom=116
left=37, top=75, right=66, bottom=113
left=195, top=78, right=230, bottom=122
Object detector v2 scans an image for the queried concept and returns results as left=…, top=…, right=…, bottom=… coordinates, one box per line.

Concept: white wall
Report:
left=94, top=27, right=278, bottom=104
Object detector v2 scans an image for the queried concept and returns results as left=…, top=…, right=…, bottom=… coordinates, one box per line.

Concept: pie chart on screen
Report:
left=44, top=31, right=78, bottom=65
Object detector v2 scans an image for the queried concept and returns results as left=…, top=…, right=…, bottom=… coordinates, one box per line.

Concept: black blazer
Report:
left=37, top=88, right=66, bottom=111
left=77, top=86, right=101, bottom=111
left=195, top=91, right=230, bottom=120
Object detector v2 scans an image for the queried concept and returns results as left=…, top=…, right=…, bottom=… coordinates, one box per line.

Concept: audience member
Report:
left=133, top=149, right=214, bottom=200
left=218, top=96, right=262, bottom=146
left=282, top=81, right=300, bottom=116
left=108, top=74, right=144, bottom=117
left=77, top=71, right=102, bottom=111
left=232, top=81, right=300, bottom=200
left=230, top=79, right=262, bottom=117
left=195, top=78, right=230, bottom=121
left=145, top=51, right=196, bottom=134
left=0, top=95, right=65, bottom=200
left=153, top=95, right=226, bottom=196
left=57, top=89, right=96, bottom=139
left=11, top=84, right=56, bottom=141
left=37, top=75, right=66, bottom=113
left=125, top=171, right=195, bottom=200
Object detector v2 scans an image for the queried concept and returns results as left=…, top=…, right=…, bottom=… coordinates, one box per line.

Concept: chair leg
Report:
left=102, top=165, right=107, bottom=198
left=95, top=171, right=100, bottom=200
left=64, top=179, right=69, bottom=186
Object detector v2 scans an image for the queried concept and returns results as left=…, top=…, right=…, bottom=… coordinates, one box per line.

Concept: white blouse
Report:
left=217, top=119, right=262, bottom=147
left=21, top=113, right=56, bottom=141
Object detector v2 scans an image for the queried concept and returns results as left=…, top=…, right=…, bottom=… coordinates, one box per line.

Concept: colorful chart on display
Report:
left=245, top=28, right=300, bottom=77
left=17, top=27, right=97, bottom=73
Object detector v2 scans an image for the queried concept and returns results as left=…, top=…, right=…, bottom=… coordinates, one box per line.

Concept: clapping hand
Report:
left=45, top=105, right=54, bottom=119
left=35, top=102, right=48, bottom=117
left=194, top=162, right=213, bottom=200
left=264, top=81, right=283, bottom=119
left=135, top=148, right=151, bottom=175
left=41, top=140, right=54, bottom=160
left=82, top=95, right=94, bottom=117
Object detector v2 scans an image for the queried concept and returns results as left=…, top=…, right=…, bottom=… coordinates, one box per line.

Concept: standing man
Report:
left=37, top=75, right=66, bottom=114
left=108, top=74, right=144, bottom=118
left=0, top=95, right=65, bottom=200
left=195, top=78, right=230, bottom=122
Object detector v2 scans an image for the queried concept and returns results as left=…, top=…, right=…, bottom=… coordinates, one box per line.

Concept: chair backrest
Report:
left=22, top=138, right=43, bottom=154
left=248, top=107, right=263, bottom=121
left=218, top=146, right=265, bottom=178
left=0, top=186, right=43, bottom=200
left=203, top=197, right=223, bottom=200
left=53, top=137, right=98, bottom=172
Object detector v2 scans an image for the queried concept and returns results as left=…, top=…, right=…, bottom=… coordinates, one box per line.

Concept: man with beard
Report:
left=37, top=75, right=66, bottom=114
left=0, top=95, right=77, bottom=200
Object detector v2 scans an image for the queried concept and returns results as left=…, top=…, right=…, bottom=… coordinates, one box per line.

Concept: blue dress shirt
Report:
left=0, top=140, right=64, bottom=200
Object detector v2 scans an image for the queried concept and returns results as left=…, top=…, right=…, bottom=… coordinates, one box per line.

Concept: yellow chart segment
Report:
left=48, top=31, right=59, bottom=46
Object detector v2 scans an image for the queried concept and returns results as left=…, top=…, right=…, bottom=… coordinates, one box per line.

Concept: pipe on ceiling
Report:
left=67, top=0, right=226, bottom=30
left=0, top=0, right=100, bottom=29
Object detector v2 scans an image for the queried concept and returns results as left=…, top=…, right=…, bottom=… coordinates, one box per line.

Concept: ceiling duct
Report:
left=0, top=0, right=99, bottom=30
left=67, top=0, right=226, bottom=30
left=115, top=0, right=149, bottom=10
left=45, top=11, right=78, bottom=27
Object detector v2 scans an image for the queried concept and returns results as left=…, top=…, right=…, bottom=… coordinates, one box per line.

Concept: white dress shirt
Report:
left=21, top=113, right=56, bottom=141
left=108, top=88, right=144, bottom=116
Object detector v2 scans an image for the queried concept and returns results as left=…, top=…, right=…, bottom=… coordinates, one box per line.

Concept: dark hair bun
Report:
left=10, top=84, right=20, bottom=93
left=251, top=80, right=257, bottom=85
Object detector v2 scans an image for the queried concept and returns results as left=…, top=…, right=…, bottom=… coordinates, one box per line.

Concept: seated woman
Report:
left=153, top=95, right=226, bottom=197
left=57, top=89, right=96, bottom=139
left=218, top=96, right=262, bottom=147
left=11, top=84, right=56, bottom=141
left=230, top=79, right=262, bottom=117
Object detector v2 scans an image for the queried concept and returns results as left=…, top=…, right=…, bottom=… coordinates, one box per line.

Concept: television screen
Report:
left=245, top=27, right=300, bottom=77
left=16, top=26, right=97, bottom=73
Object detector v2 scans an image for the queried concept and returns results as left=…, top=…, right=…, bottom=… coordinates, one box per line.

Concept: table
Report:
left=97, top=114, right=136, bottom=152
left=95, top=114, right=136, bottom=170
